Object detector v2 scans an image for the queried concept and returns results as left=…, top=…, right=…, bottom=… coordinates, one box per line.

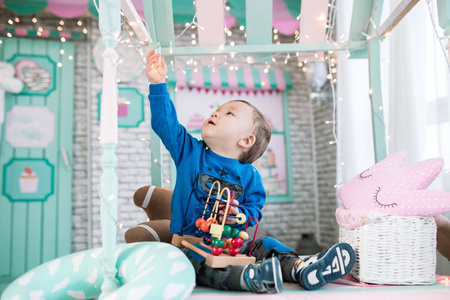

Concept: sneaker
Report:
left=243, top=257, right=283, bottom=293
left=293, top=242, right=355, bottom=290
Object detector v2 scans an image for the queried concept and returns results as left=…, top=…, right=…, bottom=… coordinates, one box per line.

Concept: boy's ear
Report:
left=238, top=134, right=256, bottom=149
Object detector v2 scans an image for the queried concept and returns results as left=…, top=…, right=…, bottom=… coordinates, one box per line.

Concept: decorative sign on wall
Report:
left=98, top=87, right=144, bottom=128
left=5, top=106, right=55, bottom=148
left=2, top=158, right=54, bottom=202
left=7, top=54, right=56, bottom=96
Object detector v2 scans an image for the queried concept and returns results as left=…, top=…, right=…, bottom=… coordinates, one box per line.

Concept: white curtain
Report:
left=384, top=0, right=450, bottom=275
left=336, top=0, right=375, bottom=188
left=337, top=0, right=450, bottom=191
left=385, top=0, right=450, bottom=192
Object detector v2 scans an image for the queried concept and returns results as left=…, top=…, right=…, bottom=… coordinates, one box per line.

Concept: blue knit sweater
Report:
left=149, top=83, right=265, bottom=236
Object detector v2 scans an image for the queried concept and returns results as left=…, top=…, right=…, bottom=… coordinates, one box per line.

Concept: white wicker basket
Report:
left=339, top=215, right=436, bottom=285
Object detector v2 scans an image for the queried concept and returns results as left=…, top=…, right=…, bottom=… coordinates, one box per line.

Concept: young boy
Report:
left=125, top=50, right=355, bottom=293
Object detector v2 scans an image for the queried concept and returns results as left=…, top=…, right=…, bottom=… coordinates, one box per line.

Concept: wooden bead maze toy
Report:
left=172, top=181, right=259, bottom=268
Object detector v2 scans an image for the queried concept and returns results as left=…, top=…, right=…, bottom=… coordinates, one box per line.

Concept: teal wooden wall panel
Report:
left=0, top=37, right=75, bottom=286
left=41, top=39, right=59, bottom=264
left=26, top=38, right=47, bottom=272
left=0, top=37, right=18, bottom=278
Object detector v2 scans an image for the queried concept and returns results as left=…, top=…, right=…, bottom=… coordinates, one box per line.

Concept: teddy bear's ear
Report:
left=370, top=151, right=407, bottom=171
left=402, top=157, right=444, bottom=190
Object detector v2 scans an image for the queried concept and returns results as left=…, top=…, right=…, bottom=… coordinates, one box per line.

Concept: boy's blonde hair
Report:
left=233, top=100, right=272, bottom=164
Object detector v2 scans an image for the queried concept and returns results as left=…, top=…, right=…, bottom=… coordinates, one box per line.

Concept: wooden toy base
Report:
left=172, top=234, right=256, bottom=268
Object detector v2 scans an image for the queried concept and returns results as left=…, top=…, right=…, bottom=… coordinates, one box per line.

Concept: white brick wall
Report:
left=312, top=95, right=339, bottom=247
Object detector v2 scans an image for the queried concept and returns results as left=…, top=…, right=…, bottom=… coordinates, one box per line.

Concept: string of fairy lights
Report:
left=1, top=1, right=449, bottom=221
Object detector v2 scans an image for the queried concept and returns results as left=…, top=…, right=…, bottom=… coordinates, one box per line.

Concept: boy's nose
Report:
left=212, top=112, right=219, bottom=118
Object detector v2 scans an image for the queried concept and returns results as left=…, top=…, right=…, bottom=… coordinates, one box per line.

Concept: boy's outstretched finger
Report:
left=160, top=56, right=167, bottom=69
left=146, top=50, right=155, bottom=60
left=146, top=55, right=160, bottom=69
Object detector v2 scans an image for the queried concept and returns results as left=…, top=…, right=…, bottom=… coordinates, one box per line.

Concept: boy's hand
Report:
left=146, top=50, right=167, bottom=84
left=219, top=200, right=240, bottom=225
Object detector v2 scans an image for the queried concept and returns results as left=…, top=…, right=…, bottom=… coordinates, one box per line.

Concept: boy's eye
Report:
left=227, top=112, right=234, bottom=116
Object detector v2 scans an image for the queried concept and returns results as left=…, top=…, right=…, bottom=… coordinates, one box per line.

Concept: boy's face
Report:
left=201, top=101, right=255, bottom=150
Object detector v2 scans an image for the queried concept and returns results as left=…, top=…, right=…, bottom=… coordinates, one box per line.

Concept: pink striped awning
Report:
left=168, top=66, right=292, bottom=91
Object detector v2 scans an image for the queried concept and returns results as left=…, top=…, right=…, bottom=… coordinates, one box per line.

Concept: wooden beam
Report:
left=348, top=0, right=376, bottom=41
left=160, top=41, right=367, bottom=57
left=246, top=0, right=272, bottom=45
left=437, top=0, right=450, bottom=35
left=368, top=0, right=387, bottom=162
left=143, top=0, right=175, bottom=48
left=246, top=0, right=273, bottom=61
left=121, top=0, right=152, bottom=44
left=374, top=0, right=420, bottom=38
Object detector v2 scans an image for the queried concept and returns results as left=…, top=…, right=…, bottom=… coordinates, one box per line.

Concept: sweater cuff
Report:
left=149, top=83, right=168, bottom=95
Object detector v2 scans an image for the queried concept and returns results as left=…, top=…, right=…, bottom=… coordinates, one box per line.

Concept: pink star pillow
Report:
left=336, top=151, right=450, bottom=216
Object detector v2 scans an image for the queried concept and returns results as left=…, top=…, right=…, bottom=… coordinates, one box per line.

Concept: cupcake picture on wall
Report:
left=118, top=96, right=130, bottom=118
left=19, top=167, right=38, bottom=194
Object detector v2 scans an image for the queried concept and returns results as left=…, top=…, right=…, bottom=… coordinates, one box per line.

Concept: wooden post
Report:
left=437, top=0, right=450, bottom=58
left=368, top=0, right=387, bottom=162
left=98, top=0, right=120, bottom=297
left=246, top=0, right=273, bottom=62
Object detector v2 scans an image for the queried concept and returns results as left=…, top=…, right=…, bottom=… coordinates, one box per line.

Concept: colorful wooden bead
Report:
left=195, top=218, right=204, bottom=228
left=229, top=247, right=240, bottom=256
left=231, top=237, right=243, bottom=248
left=236, top=213, right=247, bottom=224
left=212, top=246, right=223, bottom=256
left=230, top=228, right=240, bottom=238
left=212, top=239, right=225, bottom=248
left=239, top=231, right=249, bottom=240
left=222, top=225, right=232, bottom=236
left=200, top=219, right=213, bottom=232
left=222, top=238, right=229, bottom=249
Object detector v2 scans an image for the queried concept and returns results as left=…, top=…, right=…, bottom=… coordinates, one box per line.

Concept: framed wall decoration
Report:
left=2, top=158, right=54, bottom=202
left=7, top=54, right=56, bottom=96
left=5, top=106, right=55, bottom=148
left=98, top=87, right=144, bottom=128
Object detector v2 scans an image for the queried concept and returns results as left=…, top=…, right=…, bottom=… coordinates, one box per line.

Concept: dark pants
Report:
left=182, top=237, right=300, bottom=291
